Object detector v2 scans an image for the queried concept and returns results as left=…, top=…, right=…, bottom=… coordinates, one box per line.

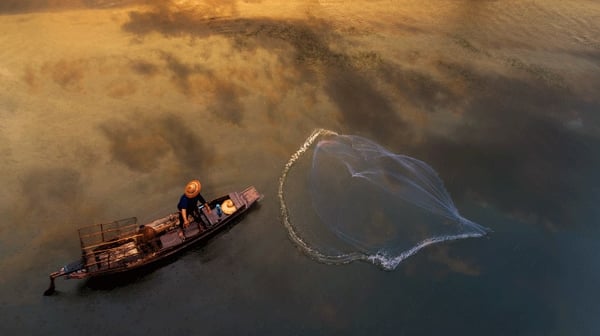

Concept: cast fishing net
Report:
left=279, top=129, right=489, bottom=270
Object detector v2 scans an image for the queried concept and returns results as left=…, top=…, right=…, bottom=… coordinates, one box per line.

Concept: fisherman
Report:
left=177, top=179, right=211, bottom=237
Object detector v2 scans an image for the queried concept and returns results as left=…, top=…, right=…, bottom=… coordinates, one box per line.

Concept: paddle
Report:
left=43, top=260, right=83, bottom=296
left=43, top=271, right=64, bottom=296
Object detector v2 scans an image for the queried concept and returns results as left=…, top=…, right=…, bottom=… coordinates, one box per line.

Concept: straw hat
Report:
left=221, top=199, right=237, bottom=215
left=184, top=179, right=201, bottom=198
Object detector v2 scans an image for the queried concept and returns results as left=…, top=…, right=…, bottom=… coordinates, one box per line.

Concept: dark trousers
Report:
left=178, top=209, right=204, bottom=229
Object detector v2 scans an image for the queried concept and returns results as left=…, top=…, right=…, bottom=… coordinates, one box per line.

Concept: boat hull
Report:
left=45, top=186, right=262, bottom=290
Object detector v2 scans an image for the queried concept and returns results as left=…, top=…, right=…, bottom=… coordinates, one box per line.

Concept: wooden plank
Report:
left=229, top=192, right=244, bottom=209
left=81, top=235, right=143, bottom=251
left=184, top=222, right=201, bottom=238
left=202, top=207, right=218, bottom=225
left=160, top=231, right=183, bottom=249
left=242, top=186, right=261, bottom=204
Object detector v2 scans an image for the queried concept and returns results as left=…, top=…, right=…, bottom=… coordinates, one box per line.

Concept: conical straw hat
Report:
left=184, top=179, right=201, bottom=198
left=221, top=199, right=237, bottom=215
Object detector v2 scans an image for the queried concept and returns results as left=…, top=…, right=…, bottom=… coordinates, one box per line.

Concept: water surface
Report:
left=0, top=1, right=599, bottom=335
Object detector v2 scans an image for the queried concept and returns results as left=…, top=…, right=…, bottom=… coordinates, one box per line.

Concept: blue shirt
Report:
left=177, top=194, right=207, bottom=212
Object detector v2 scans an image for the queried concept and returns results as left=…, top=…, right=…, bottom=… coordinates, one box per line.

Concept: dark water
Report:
left=0, top=1, right=599, bottom=335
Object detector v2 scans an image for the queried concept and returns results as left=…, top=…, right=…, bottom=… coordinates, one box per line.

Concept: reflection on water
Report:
left=0, top=0, right=599, bottom=335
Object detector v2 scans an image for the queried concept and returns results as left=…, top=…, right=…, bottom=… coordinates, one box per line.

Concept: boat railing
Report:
left=82, top=235, right=145, bottom=271
left=77, top=217, right=147, bottom=271
left=78, top=217, right=139, bottom=250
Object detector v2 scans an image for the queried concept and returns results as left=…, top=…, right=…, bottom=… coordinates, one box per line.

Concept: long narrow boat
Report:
left=44, top=186, right=262, bottom=295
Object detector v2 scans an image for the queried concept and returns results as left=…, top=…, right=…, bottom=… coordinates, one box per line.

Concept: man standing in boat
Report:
left=178, top=179, right=211, bottom=235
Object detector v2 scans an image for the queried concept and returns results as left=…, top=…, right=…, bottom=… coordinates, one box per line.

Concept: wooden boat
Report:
left=44, top=186, right=262, bottom=295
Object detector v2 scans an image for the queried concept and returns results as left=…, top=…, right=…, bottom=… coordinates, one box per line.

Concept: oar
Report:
left=43, top=271, right=65, bottom=296
left=43, top=260, right=85, bottom=296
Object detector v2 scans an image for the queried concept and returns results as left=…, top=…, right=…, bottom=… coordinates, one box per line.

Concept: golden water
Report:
left=0, top=1, right=599, bottom=334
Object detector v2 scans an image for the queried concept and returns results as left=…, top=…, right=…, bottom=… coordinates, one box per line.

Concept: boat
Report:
left=43, top=186, right=262, bottom=295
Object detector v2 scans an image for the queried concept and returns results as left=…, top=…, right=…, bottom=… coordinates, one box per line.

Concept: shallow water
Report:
left=1, top=1, right=599, bottom=335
